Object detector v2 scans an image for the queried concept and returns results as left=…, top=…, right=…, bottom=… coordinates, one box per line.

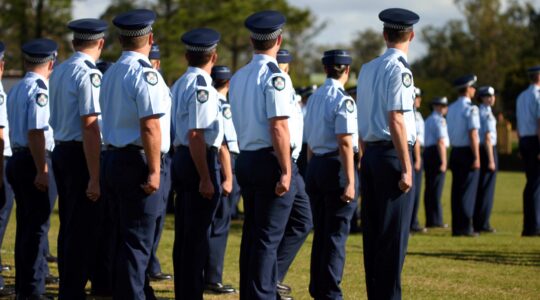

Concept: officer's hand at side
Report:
left=340, top=182, right=355, bottom=203
left=488, top=162, right=496, bottom=172
left=142, top=172, right=160, bottom=195
left=472, top=158, right=481, bottom=170
left=34, top=172, right=49, bottom=192
left=221, top=179, right=232, bottom=197
left=86, top=179, right=100, bottom=201
left=275, top=173, right=291, bottom=197
left=414, top=160, right=421, bottom=172
left=199, top=178, right=215, bottom=199
left=398, top=171, right=412, bottom=193
left=440, top=162, right=447, bottom=173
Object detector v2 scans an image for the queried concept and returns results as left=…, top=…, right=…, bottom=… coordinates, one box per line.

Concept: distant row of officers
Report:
left=0, top=6, right=538, bottom=300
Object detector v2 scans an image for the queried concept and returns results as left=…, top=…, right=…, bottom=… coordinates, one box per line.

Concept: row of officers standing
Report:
left=0, top=6, right=538, bottom=300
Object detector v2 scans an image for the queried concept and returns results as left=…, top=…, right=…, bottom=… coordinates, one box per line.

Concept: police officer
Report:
left=171, top=28, right=228, bottom=300
left=203, top=65, right=238, bottom=295
left=100, top=9, right=171, bottom=299
left=305, top=49, right=357, bottom=300
left=48, top=18, right=106, bottom=298
left=411, top=87, right=427, bottom=233
left=447, top=74, right=481, bottom=237
left=6, top=38, right=56, bottom=299
left=357, top=8, right=419, bottom=299
left=423, top=97, right=449, bottom=228
left=474, top=86, right=497, bottom=233
left=146, top=42, right=173, bottom=283
left=516, top=66, right=540, bottom=236
left=229, top=10, right=296, bottom=299
left=275, top=49, right=313, bottom=299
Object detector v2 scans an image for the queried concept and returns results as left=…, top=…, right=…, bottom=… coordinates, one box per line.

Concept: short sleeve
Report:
left=188, top=85, right=217, bottom=130
left=436, top=117, right=447, bottom=140
left=264, top=74, right=292, bottom=119
left=134, top=67, right=167, bottom=119
left=386, top=66, right=414, bottom=112
left=78, top=69, right=102, bottom=116
left=468, top=106, right=480, bottom=130
left=28, top=87, right=50, bottom=130
left=335, top=96, right=358, bottom=135
left=487, top=114, right=497, bottom=133
left=0, top=91, right=7, bottom=128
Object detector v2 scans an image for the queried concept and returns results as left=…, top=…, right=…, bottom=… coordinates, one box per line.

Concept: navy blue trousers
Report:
left=423, top=146, right=446, bottom=227
left=449, top=147, right=479, bottom=235
left=103, top=149, right=166, bottom=300
left=6, top=150, right=51, bottom=297
left=306, top=155, right=356, bottom=300
left=237, top=149, right=295, bottom=300
left=0, top=156, right=14, bottom=269
left=361, top=144, right=414, bottom=300
left=474, top=145, right=498, bottom=231
left=277, top=161, right=312, bottom=283
left=173, top=146, right=221, bottom=300
left=519, top=136, right=540, bottom=235
left=52, top=143, right=104, bottom=299
left=147, top=151, right=173, bottom=276
left=411, top=154, right=423, bottom=230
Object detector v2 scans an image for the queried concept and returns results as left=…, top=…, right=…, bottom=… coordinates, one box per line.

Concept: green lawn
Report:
left=1, top=171, right=539, bottom=299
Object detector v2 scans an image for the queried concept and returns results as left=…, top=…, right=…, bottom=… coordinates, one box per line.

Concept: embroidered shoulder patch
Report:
left=272, top=76, right=286, bottom=91
left=197, top=90, right=209, bottom=103
left=36, top=93, right=48, bottom=107
left=223, top=106, right=232, bottom=119
left=90, top=73, right=102, bottom=88
left=402, top=73, right=412, bottom=88
left=344, top=99, right=355, bottom=113
left=144, top=71, right=158, bottom=86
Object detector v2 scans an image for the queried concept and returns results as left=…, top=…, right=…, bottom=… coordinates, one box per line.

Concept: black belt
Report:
left=55, top=140, right=83, bottom=147
left=365, top=141, right=415, bottom=148
left=176, top=145, right=218, bottom=153
left=12, top=147, right=29, bottom=154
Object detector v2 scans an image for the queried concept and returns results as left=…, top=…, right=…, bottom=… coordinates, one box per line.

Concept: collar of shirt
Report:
left=383, top=47, right=408, bottom=61
left=73, top=51, right=96, bottom=64
left=252, top=53, right=279, bottom=66
left=186, top=66, right=212, bottom=84
left=26, top=71, right=48, bottom=86
left=457, top=96, right=471, bottom=103
left=325, top=77, right=345, bottom=90
left=217, top=92, right=227, bottom=100
left=432, top=111, right=443, bottom=118
left=531, top=84, right=540, bottom=94
left=120, top=50, right=152, bottom=65
left=480, top=104, right=492, bottom=112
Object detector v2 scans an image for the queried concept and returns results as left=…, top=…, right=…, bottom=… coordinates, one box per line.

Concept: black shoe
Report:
left=204, top=283, right=236, bottom=294
left=427, top=223, right=449, bottom=229
left=148, top=272, right=172, bottom=281
left=410, top=227, right=427, bottom=234
left=45, top=274, right=59, bottom=285
left=0, top=286, right=14, bottom=296
left=522, top=231, right=540, bottom=237
left=277, top=282, right=292, bottom=295
left=478, top=227, right=496, bottom=233
left=452, top=232, right=479, bottom=237
left=45, top=255, right=57, bottom=264
left=0, top=264, right=11, bottom=272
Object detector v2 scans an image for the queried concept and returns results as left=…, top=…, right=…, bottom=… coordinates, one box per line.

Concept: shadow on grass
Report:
left=408, top=250, right=540, bottom=266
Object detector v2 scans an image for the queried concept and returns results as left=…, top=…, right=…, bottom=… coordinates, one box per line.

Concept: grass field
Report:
left=0, top=171, right=539, bottom=299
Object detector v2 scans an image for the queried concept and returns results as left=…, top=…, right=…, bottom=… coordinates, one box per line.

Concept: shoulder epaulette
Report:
left=196, top=75, right=207, bottom=87
left=398, top=57, right=410, bottom=70
left=138, top=59, right=152, bottom=68
left=36, top=79, right=47, bottom=90
left=338, top=88, right=350, bottom=96
left=84, top=60, right=97, bottom=69
left=267, top=62, right=281, bottom=74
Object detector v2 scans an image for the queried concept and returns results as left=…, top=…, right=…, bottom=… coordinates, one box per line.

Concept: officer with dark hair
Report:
left=357, top=8, right=420, bottom=299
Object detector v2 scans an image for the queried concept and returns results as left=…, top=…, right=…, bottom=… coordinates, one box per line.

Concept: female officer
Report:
left=474, top=86, right=497, bottom=233
left=304, top=49, right=357, bottom=300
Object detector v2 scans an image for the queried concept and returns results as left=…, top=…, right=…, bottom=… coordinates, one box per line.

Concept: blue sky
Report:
left=72, top=0, right=540, bottom=61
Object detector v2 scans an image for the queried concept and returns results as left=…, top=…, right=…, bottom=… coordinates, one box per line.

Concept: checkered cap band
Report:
left=185, top=43, right=217, bottom=52
left=119, top=25, right=152, bottom=37
left=24, top=53, right=56, bottom=64
left=383, top=23, right=413, bottom=31
left=250, top=28, right=282, bottom=41
left=73, top=31, right=105, bottom=41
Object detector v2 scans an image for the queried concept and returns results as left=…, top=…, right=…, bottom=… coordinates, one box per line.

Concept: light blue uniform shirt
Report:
left=415, top=111, right=425, bottom=147
left=171, top=67, right=223, bottom=149
left=219, top=95, right=239, bottom=155
left=50, top=52, right=101, bottom=141
left=290, top=94, right=304, bottom=160
left=7, top=72, right=54, bottom=150
left=0, top=82, right=11, bottom=156
left=447, top=96, right=480, bottom=147
left=479, top=104, right=497, bottom=145
left=357, top=48, right=416, bottom=144
left=100, top=51, right=171, bottom=153
left=305, top=78, right=357, bottom=155
left=229, top=54, right=294, bottom=151
left=516, top=85, right=540, bottom=137
left=424, top=111, right=449, bottom=148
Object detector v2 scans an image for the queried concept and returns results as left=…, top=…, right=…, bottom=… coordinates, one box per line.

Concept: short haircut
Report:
left=23, top=60, right=49, bottom=70
left=384, top=28, right=413, bottom=43
left=251, top=37, right=278, bottom=51
left=119, top=34, right=149, bottom=50
left=529, top=73, right=540, bottom=83
left=324, top=64, right=348, bottom=80
left=72, top=39, right=100, bottom=50
left=457, top=87, right=469, bottom=95
left=186, top=49, right=215, bottom=67
left=213, top=78, right=229, bottom=90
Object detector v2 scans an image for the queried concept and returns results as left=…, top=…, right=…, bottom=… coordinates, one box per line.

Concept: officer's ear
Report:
left=276, top=35, right=283, bottom=47
left=409, top=31, right=415, bottom=42
left=148, top=33, right=154, bottom=47
left=97, top=38, right=105, bottom=51
left=211, top=51, right=218, bottom=64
